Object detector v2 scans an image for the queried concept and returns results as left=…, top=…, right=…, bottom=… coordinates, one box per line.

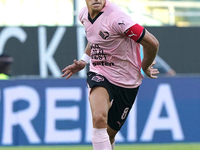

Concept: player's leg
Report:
left=89, top=86, right=112, bottom=150
left=106, top=85, right=139, bottom=150
left=107, top=125, right=118, bottom=150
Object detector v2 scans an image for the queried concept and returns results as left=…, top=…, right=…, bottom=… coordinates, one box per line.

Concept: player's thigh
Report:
left=89, top=86, right=110, bottom=117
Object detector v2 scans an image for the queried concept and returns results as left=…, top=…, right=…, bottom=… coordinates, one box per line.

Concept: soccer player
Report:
left=62, top=0, right=159, bottom=149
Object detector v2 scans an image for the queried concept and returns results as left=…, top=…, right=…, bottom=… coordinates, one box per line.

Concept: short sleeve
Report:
left=112, top=13, right=137, bottom=34
left=79, top=7, right=87, bottom=24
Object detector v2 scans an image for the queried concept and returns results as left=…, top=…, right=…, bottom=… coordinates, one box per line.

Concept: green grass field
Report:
left=0, top=143, right=200, bottom=150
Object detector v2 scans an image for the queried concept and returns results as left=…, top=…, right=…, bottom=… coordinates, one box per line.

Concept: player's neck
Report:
left=89, top=10, right=102, bottom=19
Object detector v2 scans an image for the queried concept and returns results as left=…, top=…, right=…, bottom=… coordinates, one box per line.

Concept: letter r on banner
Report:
left=2, top=86, right=41, bottom=145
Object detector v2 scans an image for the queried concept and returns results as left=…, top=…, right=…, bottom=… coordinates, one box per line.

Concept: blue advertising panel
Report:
left=0, top=77, right=200, bottom=146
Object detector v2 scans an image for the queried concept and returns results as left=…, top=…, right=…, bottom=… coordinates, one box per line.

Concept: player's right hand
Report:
left=61, top=59, right=87, bottom=79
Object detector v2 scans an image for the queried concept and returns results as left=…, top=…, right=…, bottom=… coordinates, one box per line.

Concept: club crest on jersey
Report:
left=99, top=31, right=109, bottom=40
left=91, top=75, right=104, bottom=82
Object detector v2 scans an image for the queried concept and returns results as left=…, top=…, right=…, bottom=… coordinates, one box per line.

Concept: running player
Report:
left=62, top=0, right=159, bottom=149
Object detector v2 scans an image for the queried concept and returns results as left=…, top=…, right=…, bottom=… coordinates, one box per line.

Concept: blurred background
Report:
left=0, top=0, right=200, bottom=148
left=0, top=0, right=200, bottom=27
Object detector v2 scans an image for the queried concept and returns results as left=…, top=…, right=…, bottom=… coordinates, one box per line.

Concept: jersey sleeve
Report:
left=112, top=14, right=136, bottom=35
left=78, top=7, right=87, bottom=25
left=112, top=13, right=145, bottom=43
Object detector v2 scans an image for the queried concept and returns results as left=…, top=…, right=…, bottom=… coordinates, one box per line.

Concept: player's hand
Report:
left=143, top=60, right=159, bottom=79
left=61, top=59, right=87, bottom=79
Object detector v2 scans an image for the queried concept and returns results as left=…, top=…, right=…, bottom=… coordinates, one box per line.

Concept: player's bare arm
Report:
left=140, top=29, right=159, bottom=78
left=62, top=43, right=91, bottom=79
left=84, top=42, right=92, bottom=56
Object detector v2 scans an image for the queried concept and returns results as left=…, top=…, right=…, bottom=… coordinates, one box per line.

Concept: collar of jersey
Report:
left=88, top=12, right=104, bottom=24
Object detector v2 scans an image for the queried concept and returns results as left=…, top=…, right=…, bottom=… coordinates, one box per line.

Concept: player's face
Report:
left=85, top=0, right=106, bottom=13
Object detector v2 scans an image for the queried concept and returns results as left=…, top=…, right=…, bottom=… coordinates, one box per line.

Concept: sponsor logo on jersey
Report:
left=117, top=121, right=124, bottom=127
left=128, top=31, right=137, bottom=37
left=118, top=20, right=125, bottom=25
left=90, top=44, right=107, bottom=60
left=92, top=61, right=114, bottom=66
left=90, top=44, right=115, bottom=67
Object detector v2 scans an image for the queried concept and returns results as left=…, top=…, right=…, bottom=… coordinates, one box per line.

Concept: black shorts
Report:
left=87, top=71, right=139, bottom=131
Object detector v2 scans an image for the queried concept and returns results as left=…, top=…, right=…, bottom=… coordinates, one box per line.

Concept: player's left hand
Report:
left=144, top=60, right=159, bottom=79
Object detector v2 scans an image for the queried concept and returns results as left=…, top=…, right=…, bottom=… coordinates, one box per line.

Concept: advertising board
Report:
left=0, top=77, right=199, bottom=146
